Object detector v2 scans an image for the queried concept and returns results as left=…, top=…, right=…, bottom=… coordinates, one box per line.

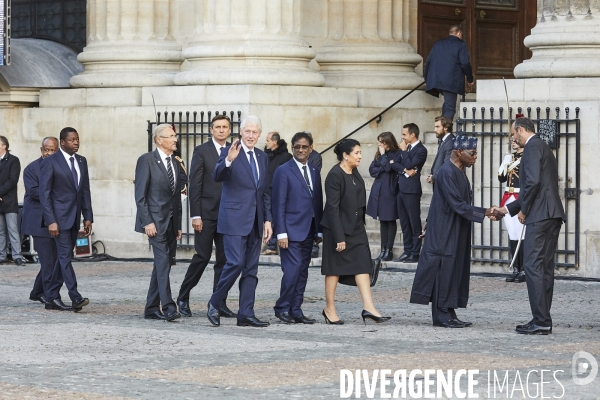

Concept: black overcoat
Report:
left=366, top=151, right=400, bottom=221
left=0, top=152, right=21, bottom=214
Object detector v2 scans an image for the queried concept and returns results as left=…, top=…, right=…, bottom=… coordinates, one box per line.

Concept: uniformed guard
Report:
left=498, top=131, right=525, bottom=283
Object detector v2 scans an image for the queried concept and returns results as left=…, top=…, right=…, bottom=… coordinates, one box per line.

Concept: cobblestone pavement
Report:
left=1, top=260, right=599, bottom=399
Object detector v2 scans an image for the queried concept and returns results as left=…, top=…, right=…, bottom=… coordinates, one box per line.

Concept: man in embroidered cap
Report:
left=410, top=135, right=502, bottom=328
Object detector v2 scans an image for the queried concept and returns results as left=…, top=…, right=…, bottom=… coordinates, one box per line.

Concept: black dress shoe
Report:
left=516, top=319, right=535, bottom=330
left=293, top=314, right=316, bottom=324
left=45, top=299, right=73, bottom=311
left=433, top=319, right=465, bottom=328
left=381, top=248, right=393, bottom=262
left=144, top=311, right=166, bottom=320
left=72, top=298, right=89, bottom=310
left=164, top=311, right=181, bottom=322
left=207, top=302, right=220, bottom=326
left=219, top=303, right=237, bottom=318
left=514, top=271, right=526, bottom=283
left=178, top=301, right=192, bottom=317
left=15, top=258, right=25, bottom=266
left=392, top=253, right=409, bottom=262
left=275, top=312, right=295, bottom=324
left=516, top=324, right=552, bottom=335
left=403, top=255, right=419, bottom=263
left=30, top=295, right=47, bottom=304
left=237, top=316, right=269, bottom=327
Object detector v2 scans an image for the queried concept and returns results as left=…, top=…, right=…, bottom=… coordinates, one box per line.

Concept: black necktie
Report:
left=407, top=144, right=412, bottom=152
left=438, top=138, right=443, bottom=145
left=69, top=157, right=79, bottom=190
left=166, top=156, right=175, bottom=193
left=302, top=165, right=313, bottom=197
left=248, top=151, right=259, bottom=185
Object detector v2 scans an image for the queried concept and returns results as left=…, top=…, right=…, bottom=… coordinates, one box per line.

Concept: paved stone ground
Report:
left=1, top=260, right=599, bottom=399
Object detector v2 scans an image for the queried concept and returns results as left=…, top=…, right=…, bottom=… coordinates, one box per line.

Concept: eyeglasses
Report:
left=160, top=135, right=177, bottom=140
left=292, top=145, right=311, bottom=150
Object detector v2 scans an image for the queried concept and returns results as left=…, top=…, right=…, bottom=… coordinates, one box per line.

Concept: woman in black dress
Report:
left=366, top=132, right=401, bottom=261
left=320, top=139, right=391, bottom=325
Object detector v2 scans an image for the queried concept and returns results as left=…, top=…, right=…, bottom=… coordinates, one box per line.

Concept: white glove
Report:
left=498, top=154, right=512, bottom=176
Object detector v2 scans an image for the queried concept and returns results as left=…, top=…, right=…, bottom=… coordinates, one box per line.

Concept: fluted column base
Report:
left=70, top=40, right=182, bottom=88
left=315, top=42, right=423, bottom=89
left=175, top=35, right=325, bottom=87
left=514, top=19, right=600, bottom=78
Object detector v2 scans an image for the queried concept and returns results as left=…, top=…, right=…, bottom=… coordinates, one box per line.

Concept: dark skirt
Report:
left=321, top=210, right=372, bottom=277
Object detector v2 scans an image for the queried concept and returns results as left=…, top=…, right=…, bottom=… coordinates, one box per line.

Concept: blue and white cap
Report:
left=452, top=135, right=478, bottom=150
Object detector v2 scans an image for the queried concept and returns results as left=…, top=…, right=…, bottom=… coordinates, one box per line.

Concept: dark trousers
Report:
left=397, top=193, right=422, bottom=256
left=440, top=90, right=458, bottom=119
left=210, top=217, right=261, bottom=320
left=522, top=218, right=562, bottom=327
left=145, top=218, right=177, bottom=315
left=47, top=227, right=81, bottom=302
left=274, top=228, right=314, bottom=317
left=177, top=219, right=227, bottom=305
left=31, top=236, right=60, bottom=300
left=431, top=275, right=451, bottom=324
left=380, top=220, right=397, bottom=249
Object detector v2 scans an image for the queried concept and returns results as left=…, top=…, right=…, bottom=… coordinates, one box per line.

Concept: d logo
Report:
left=572, top=351, right=598, bottom=386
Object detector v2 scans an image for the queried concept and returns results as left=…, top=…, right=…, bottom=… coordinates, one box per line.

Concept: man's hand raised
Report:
left=227, top=139, right=242, bottom=162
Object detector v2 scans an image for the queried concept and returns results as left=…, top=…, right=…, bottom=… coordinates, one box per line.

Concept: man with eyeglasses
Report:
left=207, top=115, right=273, bottom=328
left=134, top=124, right=183, bottom=322
left=271, top=132, right=323, bottom=324
left=23, top=137, right=61, bottom=307
left=410, top=135, right=503, bottom=328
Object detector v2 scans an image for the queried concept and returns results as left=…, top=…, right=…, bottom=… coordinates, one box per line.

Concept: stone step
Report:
left=258, top=254, right=419, bottom=269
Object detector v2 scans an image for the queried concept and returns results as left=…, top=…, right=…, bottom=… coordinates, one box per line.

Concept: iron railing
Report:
left=147, top=110, right=242, bottom=248
left=457, top=106, right=580, bottom=269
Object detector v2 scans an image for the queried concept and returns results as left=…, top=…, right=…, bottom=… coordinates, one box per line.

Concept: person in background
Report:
left=306, top=132, right=323, bottom=259
left=498, top=133, right=525, bottom=283
left=320, top=139, right=390, bottom=326
left=366, top=132, right=401, bottom=262
left=427, top=116, right=455, bottom=186
left=0, top=136, right=25, bottom=266
left=262, top=131, right=292, bottom=256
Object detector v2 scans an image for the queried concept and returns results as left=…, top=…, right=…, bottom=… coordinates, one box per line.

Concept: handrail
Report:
left=319, top=81, right=426, bottom=154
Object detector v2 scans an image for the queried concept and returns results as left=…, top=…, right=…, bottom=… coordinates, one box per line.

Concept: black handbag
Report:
left=338, top=258, right=382, bottom=287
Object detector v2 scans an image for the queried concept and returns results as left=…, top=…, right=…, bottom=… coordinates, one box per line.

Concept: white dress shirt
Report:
left=156, top=147, right=176, bottom=187
left=60, top=148, right=80, bottom=185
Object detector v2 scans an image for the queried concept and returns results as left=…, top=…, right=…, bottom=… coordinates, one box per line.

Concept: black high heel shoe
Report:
left=361, top=310, right=391, bottom=325
left=322, top=310, right=344, bottom=325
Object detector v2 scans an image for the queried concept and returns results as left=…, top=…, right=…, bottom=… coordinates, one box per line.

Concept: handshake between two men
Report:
left=485, top=206, right=509, bottom=221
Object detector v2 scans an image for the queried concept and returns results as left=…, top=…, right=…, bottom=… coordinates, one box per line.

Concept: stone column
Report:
left=70, top=0, right=182, bottom=88
left=314, top=0, right=422, bottom=89
left=174, top=0, right=324, bottom=86
left=514, top=0, right=600, bottom=78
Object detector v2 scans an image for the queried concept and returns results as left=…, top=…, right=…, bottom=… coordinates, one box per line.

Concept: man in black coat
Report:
left=498, top=117, right=566, bottom=335
left=134, top=124, right=183, bottom=322
left=0, top=136, right=25, bottom=265
left=177, top=115, right=236, bottom=318
left=424, top=26, right=474, bottom=119
left=262, top=132, right=292, bottom=255
left=391, top=123, right=427, bottom=263
left=306, top=132, right=322, bottom=258
left=427, top=116, right=455, bottom=185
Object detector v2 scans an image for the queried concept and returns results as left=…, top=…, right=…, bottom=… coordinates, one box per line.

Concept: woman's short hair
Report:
left=333, top=138, right=360, bottom=161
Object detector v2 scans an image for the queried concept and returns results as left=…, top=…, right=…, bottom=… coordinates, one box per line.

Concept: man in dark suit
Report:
left=177, top=115, right=236, bottom=318
left=135, top=124, right=183, bottom=322
left=424, top=26, right=474, bottom=119
left=23, top=137, right=60, bottom=305
left=0, top=136, right=25, bottom=266
left=392, top=123, right=427, bottom=263
left=207, top=115, right=273, bottom=328
left=427, top=116, right=455, bottom=185
left=498, top=117, right=566, bottom=335
left=40, top=128, right=93, bottom=312
left=272, top=132, right=323, bottom=324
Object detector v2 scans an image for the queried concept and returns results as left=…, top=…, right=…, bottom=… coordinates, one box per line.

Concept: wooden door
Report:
left=418, top=0, right=536, bottom=91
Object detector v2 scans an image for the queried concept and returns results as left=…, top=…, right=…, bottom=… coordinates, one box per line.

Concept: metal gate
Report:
left=456, top=106, right=580, bottom=269
left=147, top=110, right=242, bottom=248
